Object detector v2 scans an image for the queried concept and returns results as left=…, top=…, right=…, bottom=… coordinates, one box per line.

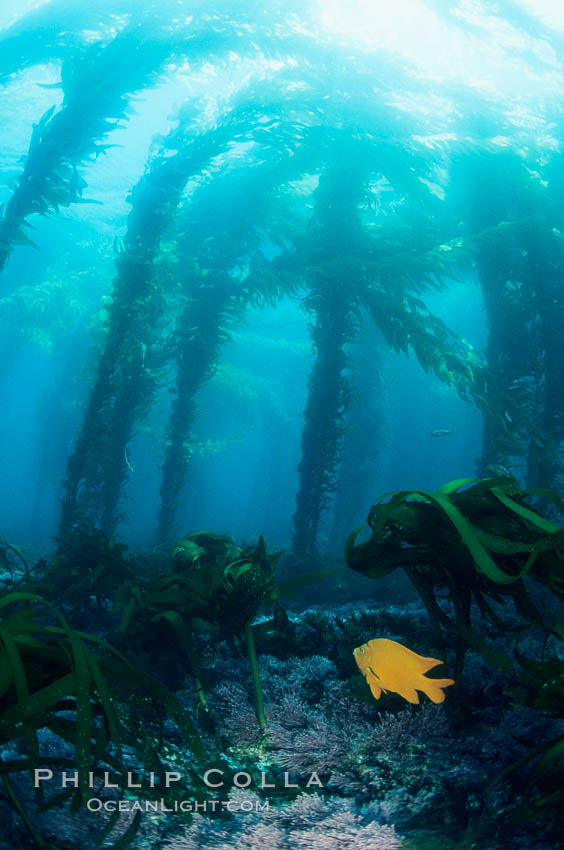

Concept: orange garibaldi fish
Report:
left=353, top=638, right=455, bottom=704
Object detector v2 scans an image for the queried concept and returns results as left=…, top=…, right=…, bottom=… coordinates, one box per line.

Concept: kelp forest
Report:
left=1, top=1, right=564, bottom=848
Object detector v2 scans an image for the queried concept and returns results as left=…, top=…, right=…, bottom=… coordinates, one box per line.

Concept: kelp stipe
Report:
left=157, top=283, right=234, bottom=543
left=329, top=330, right=385, bottom=547
left=58, top=140, right=191, bottom=535
left=447, top=146, right=564, bottom=496
left=291, top=167, right=361, bottom=556
left=61, top=76, right=313, bottom=537
left=58, top=110, right=241, bottom=535
left=291, top=149, right=492, bottom=559
left=155, top=158, right=279, bottom=542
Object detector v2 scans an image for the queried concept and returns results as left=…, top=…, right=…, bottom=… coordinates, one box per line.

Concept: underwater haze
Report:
left=1, top=1, right=564, bottom=848
left=0, top=0, right=521, bottom=556
left=2, top=0, right=561, bottom=557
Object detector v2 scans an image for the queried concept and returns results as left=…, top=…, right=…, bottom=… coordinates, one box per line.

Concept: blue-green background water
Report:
left=0, top=0, right=561, bottom=554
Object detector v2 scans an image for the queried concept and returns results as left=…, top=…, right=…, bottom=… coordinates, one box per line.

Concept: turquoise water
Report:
left=0, top=2, right=563, bottom=848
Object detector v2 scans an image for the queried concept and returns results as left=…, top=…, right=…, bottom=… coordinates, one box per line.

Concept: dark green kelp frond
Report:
left=0, top=591, right=126, bottom=831
left=118, top=531, right=277, bottom=643
left=346, top=477, right=564, bottom=675
left=21, top=522, right=135, bottom=615
left=0, top=591, right=206, bottom=847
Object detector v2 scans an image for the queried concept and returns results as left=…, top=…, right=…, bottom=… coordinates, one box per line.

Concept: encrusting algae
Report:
left=353, top=638, right=455, bottom=704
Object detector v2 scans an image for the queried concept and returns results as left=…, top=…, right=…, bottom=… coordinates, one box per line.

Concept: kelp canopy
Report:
left=0, top=0, right=563, bottom=557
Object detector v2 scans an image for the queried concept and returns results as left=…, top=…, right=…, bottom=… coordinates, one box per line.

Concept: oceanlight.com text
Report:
left=86, top=798, right=270, bottom=814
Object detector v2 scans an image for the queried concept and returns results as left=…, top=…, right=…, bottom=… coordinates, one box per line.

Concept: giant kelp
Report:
left=250, top=76, right=500, bottom=557
left=58, top=107, right=252, bottom=535
left=522, top=176, right=564, bottom=495
left=292, top=283, right=358, bottom=551
left=3, top=3, right=564, bottom=847
left=0, top=0, right=312, bottom=278
left=27, top=522, right=134, bottom=616
left=58, top=130, right=191, bottom=535
left=451, top=151, right=538, bottom=479
left=0, top=26, right=176, bottom=278
left=288, top=153, right=491, bottom=556
left=59, top=70, right=324, bottom=537
left=116, top=532, right=280, bottom=729
left=345, top=476, right=564, bottom=676
left=346, top=475, right=564, bottom=821
left=156, top=148, right=300, bottom=542
left=443, top=144, right=564, bottom=495
left=1, top=0, right=561, bottom=555
left=328, top=330, right=386, bottom=547
left=63, top=56, right=414, bottom=538
left=0, top=591, right=207, bottom=848
left=157, top=282, right=238, bottom=542
left=4, top=28, right=506, bottom=548
left=0, top=0, right=137, bottom=82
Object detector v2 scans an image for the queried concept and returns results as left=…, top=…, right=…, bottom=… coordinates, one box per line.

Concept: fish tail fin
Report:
left=425, top=678, right=455, bottom=703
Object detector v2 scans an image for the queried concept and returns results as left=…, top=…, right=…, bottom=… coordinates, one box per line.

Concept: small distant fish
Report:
left=487, top=463, right=513, bottom=478
left=430, top=428, right=455, bottom=437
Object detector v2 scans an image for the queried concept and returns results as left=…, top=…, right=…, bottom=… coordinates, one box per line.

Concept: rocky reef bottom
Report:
left=1, top=598, right=563, bottom=850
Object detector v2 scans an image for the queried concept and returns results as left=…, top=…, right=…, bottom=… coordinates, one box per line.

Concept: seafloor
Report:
left=1, top=589, right=562, bottom=850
